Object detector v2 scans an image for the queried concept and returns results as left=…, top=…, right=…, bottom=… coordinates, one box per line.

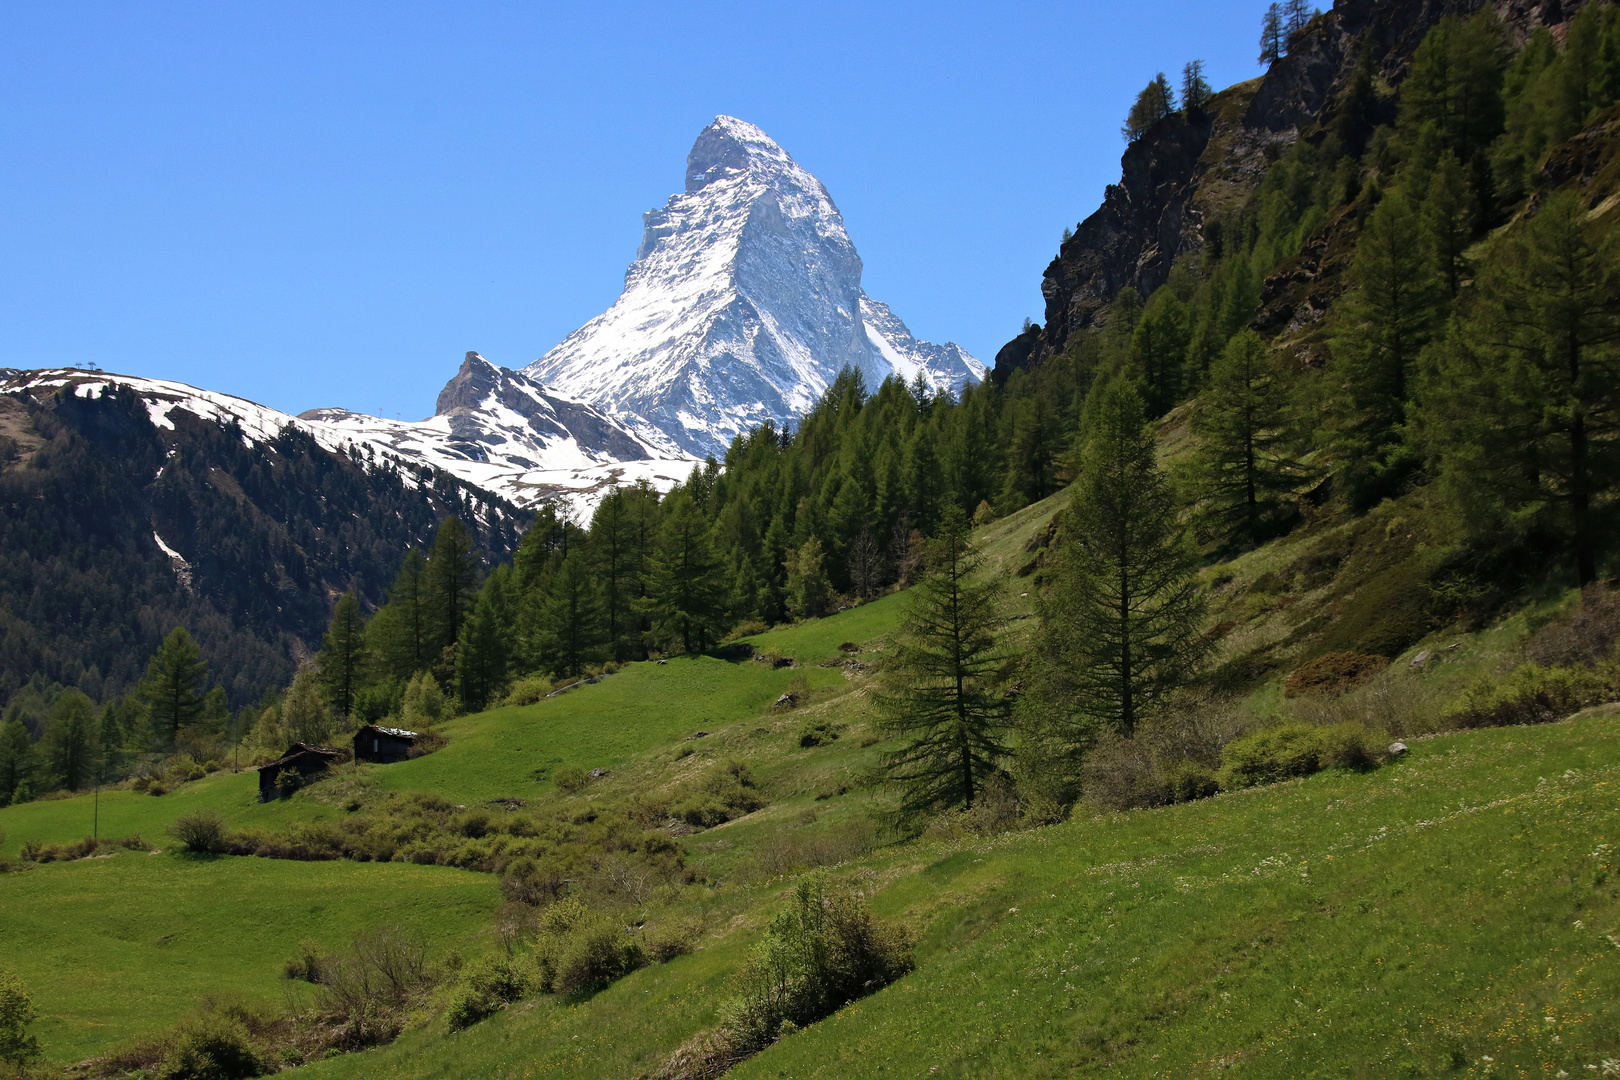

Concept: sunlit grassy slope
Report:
left=5, top=853, right=498, bottom=1063
left=296, top=711, right=1620, bottom=1079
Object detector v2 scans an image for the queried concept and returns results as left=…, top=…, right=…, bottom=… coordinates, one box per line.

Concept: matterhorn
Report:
left=525, top=116, right=983, bottom=457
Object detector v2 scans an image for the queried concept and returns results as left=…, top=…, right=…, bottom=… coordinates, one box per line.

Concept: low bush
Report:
left=1217, top=724, right=1325, bottom=789
left=797, top=720, right=839, bottom=748
left=1216, top=721, right=1386, bottom=790
left=1444, top=662, right=1615, bottom=730
left=502, top=675, right=554, bottom=708
left=657, top=876, right=911, bottom=1076
left=670, top=761, right=767, bottom=829
left=155, top=1014, right=269, bottom=1080
left=554, top=766, right=589, bottom=794
left=555, top=919, right=645, bottom=996
left=446, top=955, right=530, bottom=1029
left=168, top=811, right=228, bottom=854
left=1527, top=586, right=1620, bottom=667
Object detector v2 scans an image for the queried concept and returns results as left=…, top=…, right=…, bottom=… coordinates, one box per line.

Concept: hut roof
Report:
left=257, top=742, right=342, bottom=772
left=358, top=725, right=417, bottom=740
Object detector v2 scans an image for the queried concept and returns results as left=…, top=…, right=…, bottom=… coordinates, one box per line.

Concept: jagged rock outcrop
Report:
left=993, top=0, right=1572, bottom=381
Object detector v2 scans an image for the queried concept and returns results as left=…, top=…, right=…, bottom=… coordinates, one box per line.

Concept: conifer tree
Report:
left=785, top=536, right=835, bottom=619
left=138, top=626, right=208, bottom=746
left=1181, top=60, right=1212, bottom=113
left=876, top=504, right=1011, bottom=815
left=1324, top=191, right=1442, bottom=508
left=1129, top=289, right=1192, bottom=416
left=317, top=593, right=370, bottom=721
left=648, top=491, right=725, bottom=653
left=458, top=567, right=512, bottom=708
left=1025, top=379, right=1206, bottom=747
left=43, top=690, right=99, bottom=792
left=1421, top=193, right=1620, bottom=586
left=1123, top=73, right=1176, bottom=141
left=426, top=516, right=479, bottom=658
left=537, top=551, right=600, bottom=679
left=589, top=488, right=637, bottom=659
left=0, top=720, right=31, bottom=806
left=1423, top=151, right=1477, bottom=298
left=1190, top=330, right=1304, bottom=546
left=1000, top=393, right=1064, bottom=509
left=1282, top=0, right=1311, bottom=37
left=1259, top=3, right=1284, bottom=66
left=369, top=549, right=431, bottom=680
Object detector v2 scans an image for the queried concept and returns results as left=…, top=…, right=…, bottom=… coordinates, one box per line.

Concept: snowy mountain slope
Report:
left=524, top=115, right=984, bottom=456
left=1, top=365, right=698, bottom=519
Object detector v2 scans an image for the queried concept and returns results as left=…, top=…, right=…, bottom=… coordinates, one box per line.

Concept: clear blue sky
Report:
left=0, top=1, right=1273, bottom=421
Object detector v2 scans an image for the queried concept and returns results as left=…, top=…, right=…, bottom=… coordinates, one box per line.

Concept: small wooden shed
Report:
left=353, top=725, right=417, bottom=764
left=257, top=742, right=341, bottom=801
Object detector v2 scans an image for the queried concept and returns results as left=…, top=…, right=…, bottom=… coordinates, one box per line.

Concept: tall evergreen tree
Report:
left=1123, top=72, right=1176, bottom=141
left=426, top=516, right=480, bottom=657
left=1190, top=330, right=1304, bottom=546
left=589, top=488, right=639, bottom=659
left=1129, top=288, right=1192, bottom=416
left=1282, top=0, right=1311, bottom=37
left=648, top=492, right=725, bottom=654
left=369, top=549, right=431, bottom=680
left=1423, top=151, right=1477, bottom=298
left=876, top=504, right=1011, bottom=815
left=1026, top=379, right=1206, bottom=747
left=1324, top=191, right=1442, bottom=508
left=137, top=626, right=208, bottom=746
left=316, top=593, right=371, bottom=722
left=457, top=567, right=512, bottom=709
left=0, top=719, right=32, bottom=806
left=785, top=536, right=835, bottom=620
left=537, top=551, right=601, bottom=679
left=1421, top=193, right=1620, bottom=586
left=1181, top=60, right=1212, bottom=113
left=43, top=691, right=99, bottom=792
left=1259, top=3, right=1284, bottom=66
left=1000, top=393, right=1064, bottom=509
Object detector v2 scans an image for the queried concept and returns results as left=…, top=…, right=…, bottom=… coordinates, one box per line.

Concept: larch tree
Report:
left=427, top=516, right=480, bottom=659
left=1260, top=3, right=1284, bottom=65
left=1181, top=60, right=1213, bottom=113
left=1123, top=73, right=1176, bottom=141
left=1324, top=190, right=1442, bottom=509
left=1025, top=378, right=1206, bottom=751
left=1190, top=330, right=1305, bottom=547
left=137, top=626, right=208, bottom=747
left=457, top=567, right=512, bottom=709
left=43, top=690, right=99, bottom=792
left=648, top=491, right=725, bottom=654
left=538, top=550, right=601, bottom=679
left=369, top=549, right=431, bottom=680
left=316, top=592, right=370, bottom=721
left=876, top=503, right=1011, bottom=815
left=1420, top=192, right=1620, bottom=586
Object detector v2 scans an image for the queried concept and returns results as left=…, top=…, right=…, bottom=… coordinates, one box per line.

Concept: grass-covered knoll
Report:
left=3, top=851, right=498, bottom=1063
left=292, top=710, right=1620, bottom=1079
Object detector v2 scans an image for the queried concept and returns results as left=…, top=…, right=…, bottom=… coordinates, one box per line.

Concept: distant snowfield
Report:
left=1, top=369, right=700, bottom=521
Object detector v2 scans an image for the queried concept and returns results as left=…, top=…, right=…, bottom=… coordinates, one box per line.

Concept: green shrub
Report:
left=502, top=675, right=554, bottom=708
left=798, top=720, right=839, bottom=748
left=156, top=1015, right=269, bottom=1080
left=1445, top=663, right=1614, bottom=730
left=555, top=920, right=645, bottom=996
left=670, top=761, right=767, bottom=829
left=499, top=856, right=567, bottom=906
left=1217, top=724, right=1324, bottom=789
left=1316, top=721, right=1383, bottom=770
left=167, top=811, right=228, bottom=854
left=1162, top=760, right=1218, bottom=802
left=710, top=876, right=912, bottom=1061
left=554, top=766, right=589, bottom=794
left=446, top=955, right=530, bottom=1030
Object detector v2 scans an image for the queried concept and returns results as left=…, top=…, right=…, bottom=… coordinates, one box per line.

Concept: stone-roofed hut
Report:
left=353, top=725, right=418, bottom=763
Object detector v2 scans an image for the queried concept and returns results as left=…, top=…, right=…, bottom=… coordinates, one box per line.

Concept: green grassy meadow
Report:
left=293, top=710, right=1620, bottom=1079
left=4, top=853, right=499, bottom=1062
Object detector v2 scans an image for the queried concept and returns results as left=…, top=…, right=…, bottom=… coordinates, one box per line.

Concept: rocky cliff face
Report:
left=525, top=116, right=984, bottom=456
left=993, top=0, right=1566, bottom=381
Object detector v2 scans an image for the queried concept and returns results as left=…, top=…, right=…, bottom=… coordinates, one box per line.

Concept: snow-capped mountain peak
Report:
left=526, top=115, right=983, bottom=456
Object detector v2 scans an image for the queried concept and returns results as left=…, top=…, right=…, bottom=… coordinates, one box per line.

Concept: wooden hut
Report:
left=257, top=742, right=341, bottom=801
left=353, top=724, right=418, bottom=763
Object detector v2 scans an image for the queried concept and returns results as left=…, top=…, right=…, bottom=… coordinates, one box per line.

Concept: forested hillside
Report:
left=0, top=375, right=526, bottom=710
